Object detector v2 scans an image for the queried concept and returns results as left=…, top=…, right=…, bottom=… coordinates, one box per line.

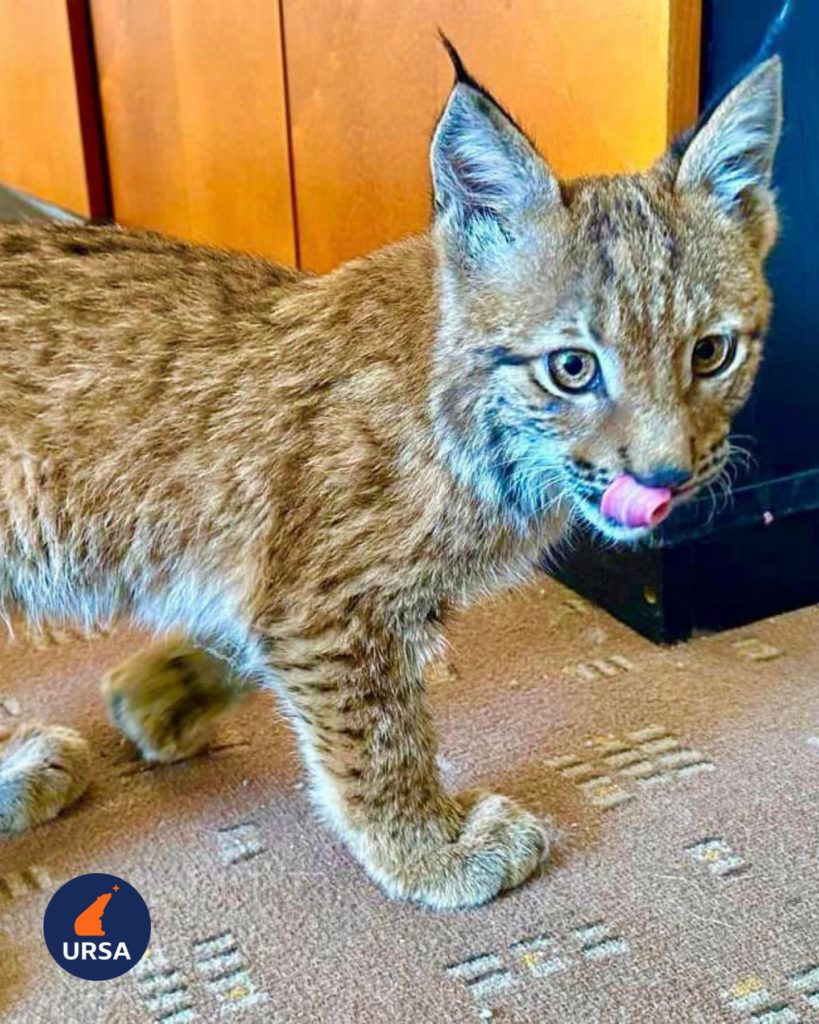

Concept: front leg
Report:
left=102, top=639, right=253, bottom=763
left=268, top=621, right=553, bottom=910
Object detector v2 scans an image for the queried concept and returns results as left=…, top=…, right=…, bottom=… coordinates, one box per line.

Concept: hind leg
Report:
left=102, top=639, right=254, bottom=763
left=0, top=722, right=91, bottom=833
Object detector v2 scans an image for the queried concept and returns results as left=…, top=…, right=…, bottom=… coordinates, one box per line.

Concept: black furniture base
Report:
left=552, top=469, right=819, bottom=644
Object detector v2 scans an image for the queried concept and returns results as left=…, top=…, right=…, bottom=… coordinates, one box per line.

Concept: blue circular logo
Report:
left=43, top=873, right=151, bottom=980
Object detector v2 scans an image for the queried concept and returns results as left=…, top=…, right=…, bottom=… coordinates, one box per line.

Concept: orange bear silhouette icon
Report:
left=74, top=891, right=114, bottom=937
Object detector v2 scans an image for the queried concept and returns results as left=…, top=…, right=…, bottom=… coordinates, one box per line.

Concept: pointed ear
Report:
left=430, top=45, right=560, bottom=263
left=676, top=57, right=783, bottom=250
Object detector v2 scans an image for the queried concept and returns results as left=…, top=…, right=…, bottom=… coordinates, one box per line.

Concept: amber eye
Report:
left=546, top=349, right=600, bottom=394
left=692, top=333, right=738, bottom=378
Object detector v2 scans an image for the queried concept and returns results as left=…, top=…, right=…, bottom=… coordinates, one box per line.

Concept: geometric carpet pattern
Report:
left=1, top=574, right=817, bottom=1022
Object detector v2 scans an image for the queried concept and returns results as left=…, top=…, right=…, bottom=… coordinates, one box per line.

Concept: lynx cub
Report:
left=0, top=47, right=782, bottom=909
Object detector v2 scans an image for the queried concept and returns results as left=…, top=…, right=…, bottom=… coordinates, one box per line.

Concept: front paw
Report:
left=372, top=793, right=554, bottom=911
left=0, top=722, right=91, bottom=833
left=101, top=640, right=238, bottom=762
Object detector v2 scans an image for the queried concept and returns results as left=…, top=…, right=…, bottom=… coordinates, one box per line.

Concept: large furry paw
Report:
left=0, top=722, right=91, bottom=833
left=373, top=793, right=554, bottom=911
left=101, top=640, right=244, bottom=762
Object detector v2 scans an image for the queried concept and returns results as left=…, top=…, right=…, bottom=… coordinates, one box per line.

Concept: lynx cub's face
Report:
left=430, top=50, right=783, bottom=541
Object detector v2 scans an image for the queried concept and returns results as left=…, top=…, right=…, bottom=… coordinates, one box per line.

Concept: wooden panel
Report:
left=667, top=0, right=702, bottom=139
left=91, top=0, right=296, bottom=263
left=0, top=0, right=90, bottom=215
left=282, top=1, right=702, bottom=271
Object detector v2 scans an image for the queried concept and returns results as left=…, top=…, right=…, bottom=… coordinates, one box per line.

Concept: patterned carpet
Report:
left=1, top=574, right=817, bottom=1023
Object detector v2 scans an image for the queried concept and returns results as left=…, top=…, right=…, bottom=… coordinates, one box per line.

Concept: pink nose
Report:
left=600, top=475, right=673, bottom=529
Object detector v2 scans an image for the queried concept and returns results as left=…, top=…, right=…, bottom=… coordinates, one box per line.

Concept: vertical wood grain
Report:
left=90, top=0, right=296, bottom=263
left=0, top=0, right=90, bottom=215
left=66, top=0, right=112, bottom=219
left=667, top=0, right=703, bottom=141
left=282, top=1, right=696, bottom=272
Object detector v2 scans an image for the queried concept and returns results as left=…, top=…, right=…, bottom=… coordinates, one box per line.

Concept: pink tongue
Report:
left=601, top=475, right=672, bottom=528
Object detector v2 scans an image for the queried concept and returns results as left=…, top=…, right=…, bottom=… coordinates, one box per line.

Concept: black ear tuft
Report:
left=438, top=31, right=477, bottom=90
left=670, top=0, right=791, bottom=174
left=430, top=46, right=560, bottom=264
left=436, top=32, right=530, bottom=141
left=438, top=31, right=483, bottom=92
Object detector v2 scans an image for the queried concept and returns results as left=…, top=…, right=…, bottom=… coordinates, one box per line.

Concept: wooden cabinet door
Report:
left=282, top=0, right=701, bottom=271
left=0, top=0, right=94, bottom=216
left=90, top=0, right=296, bottom=264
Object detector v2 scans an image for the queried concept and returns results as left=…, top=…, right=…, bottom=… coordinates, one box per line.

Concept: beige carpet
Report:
left=1, top=575, right=817, bottom=1024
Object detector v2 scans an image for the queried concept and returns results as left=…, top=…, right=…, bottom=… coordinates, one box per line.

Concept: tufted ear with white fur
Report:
left=676, top=57, right=783, bottom=250
left=430, top=42, right=560, bottom=264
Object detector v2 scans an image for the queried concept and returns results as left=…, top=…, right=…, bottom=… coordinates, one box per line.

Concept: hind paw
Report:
left=0, top=722, right=91, bottom=833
